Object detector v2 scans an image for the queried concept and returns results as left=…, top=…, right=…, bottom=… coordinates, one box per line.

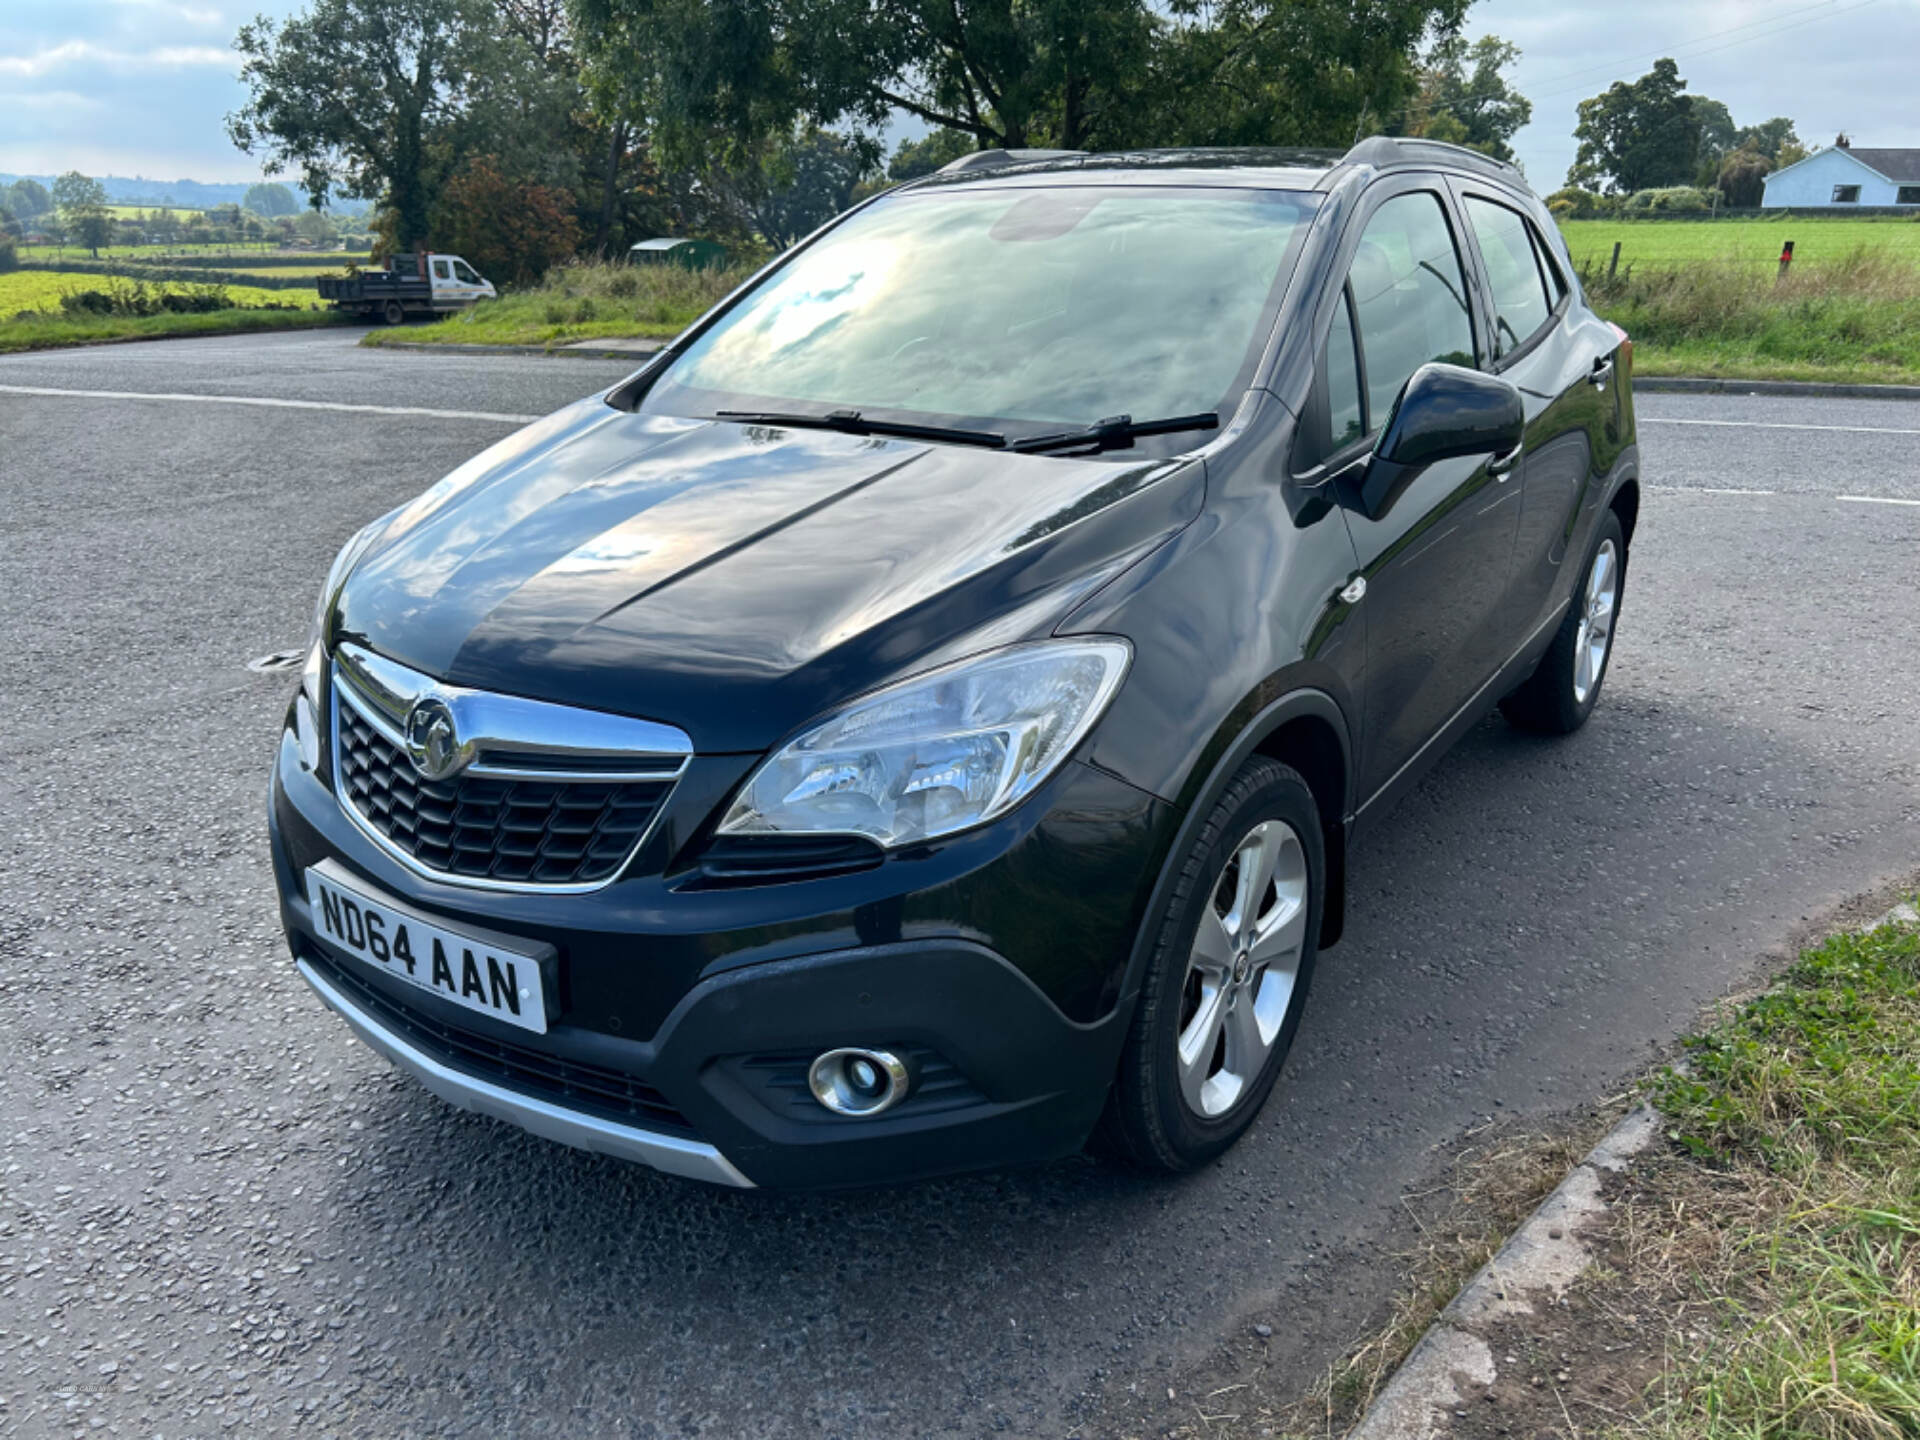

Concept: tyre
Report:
left=382, top=300, right=406, bottom=326
left=1098, top=756, right=1323, bottom=1172
left=1499, top=510, right=1626, bottom=735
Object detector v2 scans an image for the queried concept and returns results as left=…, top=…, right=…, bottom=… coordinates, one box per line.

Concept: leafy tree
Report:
left=888, top=129, right=977, bottom=181
left=1689, top=96, right=1737, bottom=185
left=431, top=154, right=582, bottom=281
left=244, top=181, right=300, bottom=216
left=1398, top=34, right=1531, bottom=163
left=292, top=210, right=337, bottom=244
left=754, top=129, right=873, bottom=246
left=570, top=0, right=1468, bottom=162
left=52, top=171, right=112, bottom=256
left=7, top=179, right=52, bottom=220
left=1568, top=58, right=1711, bottom=194
left=1137, top=0, right=1469, bottom=149
left=1734, top=117, right=1801, bottom=165
left=1716, top=149, right=1770, bottom=208
left=228, top=0, right=488, bottom=250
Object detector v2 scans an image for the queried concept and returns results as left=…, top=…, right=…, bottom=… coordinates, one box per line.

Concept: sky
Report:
left=2, top=0, right=1918, bottom=186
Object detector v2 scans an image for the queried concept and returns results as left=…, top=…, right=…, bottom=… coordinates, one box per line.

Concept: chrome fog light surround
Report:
left=807, top=1048, right=911, bottom=1116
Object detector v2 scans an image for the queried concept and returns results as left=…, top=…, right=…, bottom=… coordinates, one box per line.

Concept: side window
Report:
left=1465, top=197, right=1552, bottom=358
left=432, top=259, right=451, bottom=281
left=1348, top=192, right=1476, bottom=429
left=454, top=262, right=480, bottom=284
left=1324, top=288, right=1364, bottom=451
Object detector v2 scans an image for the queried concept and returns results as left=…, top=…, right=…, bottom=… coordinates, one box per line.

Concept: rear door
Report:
left=1450, top=181, right=1623, bottom=631
left=1294, top=175, right=1523, bottom=805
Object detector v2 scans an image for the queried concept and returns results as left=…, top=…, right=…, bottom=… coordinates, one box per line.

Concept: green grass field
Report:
left=22, top=241, right=287, bottom=261
left=0, top=270, right=316, bottom=314
left=365, top=260, right=741, bottom=350
left=1557, top=215, right=1920, bottom=274
left=0, top=307, right=341, bottom=354
left=98, top=203, right=206, bottom=219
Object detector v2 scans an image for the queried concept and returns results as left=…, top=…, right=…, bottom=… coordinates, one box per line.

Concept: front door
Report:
left=1316, top=181, right=1522, bottom=803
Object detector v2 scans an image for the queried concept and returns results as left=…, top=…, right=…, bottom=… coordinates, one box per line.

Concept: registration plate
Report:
left=305, top=866, right=550, bottom=1034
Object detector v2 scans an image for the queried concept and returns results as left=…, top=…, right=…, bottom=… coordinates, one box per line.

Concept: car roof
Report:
left=918, top=137, right=1530, bottom=197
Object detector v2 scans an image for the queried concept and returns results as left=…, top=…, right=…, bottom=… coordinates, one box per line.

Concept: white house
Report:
left=1761, top=145, right=1920, bottom=208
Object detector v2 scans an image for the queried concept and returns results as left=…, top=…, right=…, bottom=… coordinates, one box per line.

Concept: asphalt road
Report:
left=2, top=330, right=1917, bottom=1438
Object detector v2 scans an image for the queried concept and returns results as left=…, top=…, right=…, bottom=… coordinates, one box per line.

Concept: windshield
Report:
left=641, top=184, right=1318, bottom=437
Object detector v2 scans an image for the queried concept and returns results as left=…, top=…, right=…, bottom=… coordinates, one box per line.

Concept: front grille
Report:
left=306, top=946, right=696, bottom=1135
left=334, top=696, right=673, bottom=887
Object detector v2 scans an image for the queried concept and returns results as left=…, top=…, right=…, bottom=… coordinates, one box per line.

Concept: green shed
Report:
left=628, top=237, right=730, bottom=271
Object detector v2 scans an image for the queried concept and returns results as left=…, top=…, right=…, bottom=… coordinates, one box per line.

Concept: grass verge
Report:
left=362, top=259, right=744, bottom=349
left=1587, top=249, right=1920, bottom=388
left=0, top=306, right=345, bottom=354
left=1599, top=915, right=1920, bottom=1439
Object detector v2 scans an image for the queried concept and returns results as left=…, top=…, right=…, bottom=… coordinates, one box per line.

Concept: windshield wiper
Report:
left=1009, top=411, right=1220, bottom=455
left=714, top=408, right=1007, bottom=449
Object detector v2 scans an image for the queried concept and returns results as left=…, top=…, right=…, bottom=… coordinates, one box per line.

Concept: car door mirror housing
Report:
left=1356, top=364, right=1525, bottom=521
left=1374, top=363, right=1525, bottom=470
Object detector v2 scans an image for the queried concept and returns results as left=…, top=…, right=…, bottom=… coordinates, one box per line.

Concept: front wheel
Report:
left=1500, top=510, right=1627, bottom=735
left=1097, top=756, right=1323, bottom=1172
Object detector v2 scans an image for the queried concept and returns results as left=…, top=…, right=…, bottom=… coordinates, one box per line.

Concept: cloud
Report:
left=0, top=41, right=233, bottom=79
left=105, top=0, right=225, bottom=25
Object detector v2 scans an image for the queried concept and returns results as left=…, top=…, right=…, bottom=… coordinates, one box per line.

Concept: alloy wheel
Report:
left=1572, top=538, right=1619, bottom=706
left=1176, top=819, right=1310, bottom=1118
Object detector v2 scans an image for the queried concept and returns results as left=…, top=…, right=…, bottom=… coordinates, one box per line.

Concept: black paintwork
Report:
left=273, top=140, right=1640, bottom=1187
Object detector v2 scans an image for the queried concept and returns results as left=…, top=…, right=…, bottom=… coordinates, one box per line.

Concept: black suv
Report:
left=270, top=139, right=1639, bottom=1189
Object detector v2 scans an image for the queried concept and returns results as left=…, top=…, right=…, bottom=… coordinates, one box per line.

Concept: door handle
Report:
left=1588, top=356, right=1615, bottom=390
left=1487, top=442, right=1523, bottom=480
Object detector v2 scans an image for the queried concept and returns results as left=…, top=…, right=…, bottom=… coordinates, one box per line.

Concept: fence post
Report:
left=1777, top=240, right=1794, bottom=284
left=1608, top=241, right=1622, bottom=280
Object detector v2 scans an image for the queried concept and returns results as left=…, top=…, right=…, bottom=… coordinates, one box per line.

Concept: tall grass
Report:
left=1613, top=920, right=1920, bottom=1440
left=1583, top=247, right=1920, bottom=380
left=370, top=258, right=752, bottom=348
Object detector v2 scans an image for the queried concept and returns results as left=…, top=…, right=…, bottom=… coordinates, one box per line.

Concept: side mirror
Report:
left=1360, top=363, right=1524, bottom=520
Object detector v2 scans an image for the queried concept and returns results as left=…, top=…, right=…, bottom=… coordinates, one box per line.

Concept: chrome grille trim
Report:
left=328, top=645, right=690, bottom=894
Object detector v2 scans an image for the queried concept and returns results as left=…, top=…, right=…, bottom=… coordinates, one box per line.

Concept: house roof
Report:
left=1841, top=149, right=1920, bottom=183
left=1765, top=145, right=1920, bottom=186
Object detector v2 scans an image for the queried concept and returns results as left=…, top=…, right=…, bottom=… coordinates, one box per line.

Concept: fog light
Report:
left=807, top=1048, right=910, bottom=1116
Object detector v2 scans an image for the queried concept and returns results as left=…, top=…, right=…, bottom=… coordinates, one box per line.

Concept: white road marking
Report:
left=0, top=383, right=537, bottom=425
left=1658, top=486, right=1777, bottom=496
left=1838, top=494, right=1920, bottom=507
left=1641, top=417, right=1920, bottom=437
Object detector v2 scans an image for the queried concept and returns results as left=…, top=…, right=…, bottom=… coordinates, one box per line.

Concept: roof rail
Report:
left=938, top=148, right=1086, bottom=175
left=1340, top=135, right=1522, bottom=178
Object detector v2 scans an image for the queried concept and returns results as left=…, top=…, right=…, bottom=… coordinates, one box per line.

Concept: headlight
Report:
left=311, top=515, right=393, bottom=648
left=718, top=639, right=1131, bottom=849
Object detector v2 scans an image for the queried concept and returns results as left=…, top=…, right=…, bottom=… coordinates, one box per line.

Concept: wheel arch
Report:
left=1117, top=687, right=1354, bottom=1016
left=1609, top=475, right=1640, bottom=547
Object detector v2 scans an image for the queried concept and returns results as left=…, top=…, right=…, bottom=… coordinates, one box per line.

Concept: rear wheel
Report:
left=1098, top=756, right=1323, bottom=1172
left=1500, top=510, right=1626, bottom=735
left=382, top=300, right=406, bottom=326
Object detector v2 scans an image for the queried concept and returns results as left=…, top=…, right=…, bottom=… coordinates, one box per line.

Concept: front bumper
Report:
left=269, top=723, right=1171, bottom=1189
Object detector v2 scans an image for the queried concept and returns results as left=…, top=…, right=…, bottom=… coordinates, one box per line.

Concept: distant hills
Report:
left=0, top=172, right=368, bottom=217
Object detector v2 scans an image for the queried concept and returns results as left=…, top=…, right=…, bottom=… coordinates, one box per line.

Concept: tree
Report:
left=431, top=154, right=580, bottom=281
left=754, top=129, right=872, bottom=246
left=570, top=0, right=1469, bottom=163
left=1398, top=34, right=1531, bottom=162
left=887, top=129, right=976, bottom=181
left=228, top=0, right=489, bottom=250
left=1689, top=96, right=1737, bottom=185
left=1734, top=117, right=1801, bottom=165
left=52, top=171, right=112, bottom=256
left=244, top=181, right=300, bottom=216
left=7, top=178, right=51, bottom=220
left=1716, top=149, right=1770, bottom=208
left=1568, top=58, right=1713, bottom=194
